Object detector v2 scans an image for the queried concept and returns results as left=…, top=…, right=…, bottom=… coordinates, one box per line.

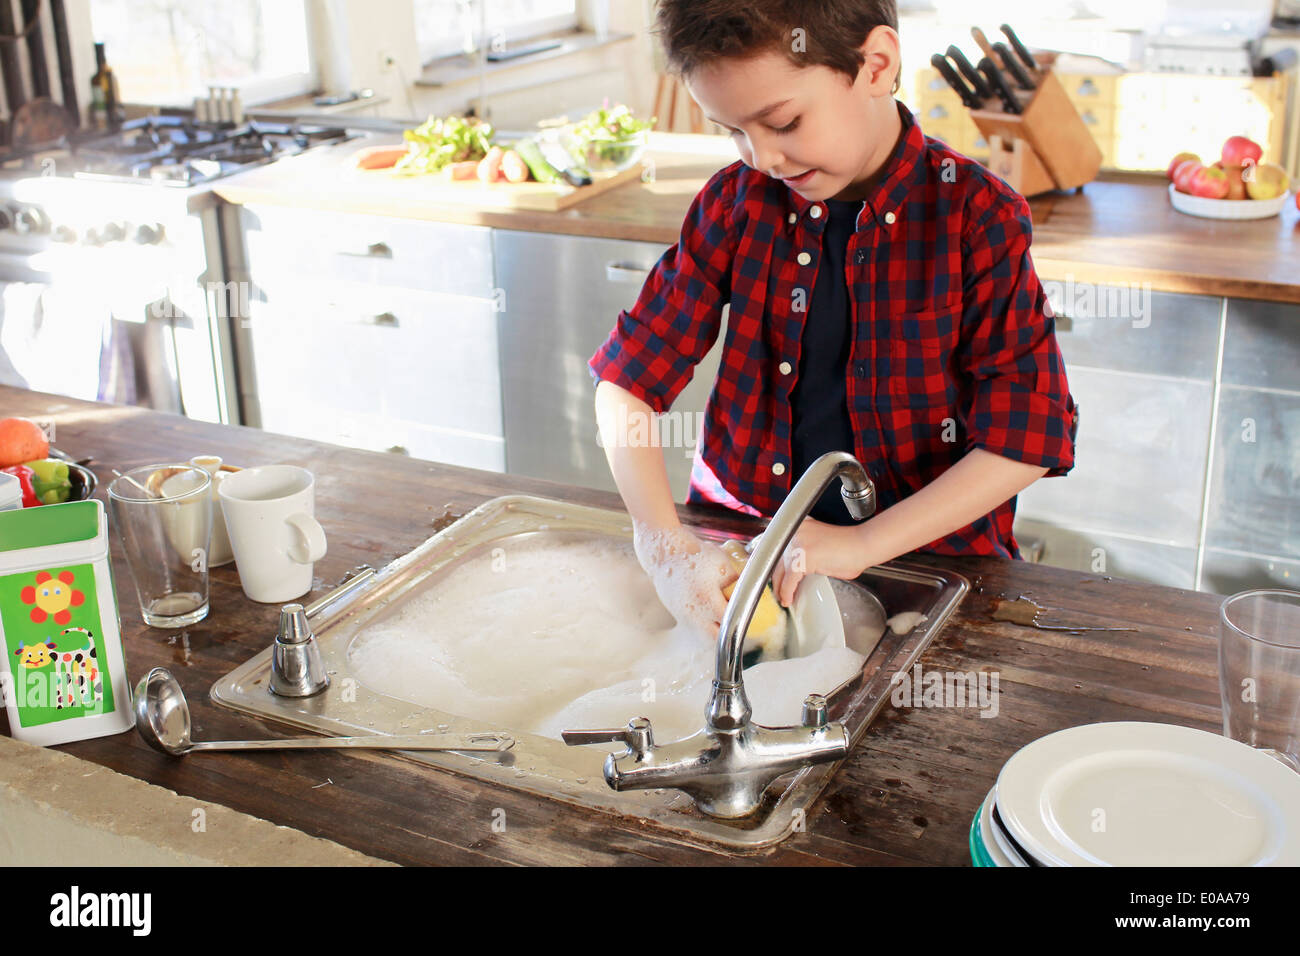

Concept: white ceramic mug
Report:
left=218, top=465, right=327, bottom=603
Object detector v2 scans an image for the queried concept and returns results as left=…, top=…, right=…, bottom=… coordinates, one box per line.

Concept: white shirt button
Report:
left=884, top=211, right=897, bottom=224
left=810, top=205, right=823, bottom=219
left=797, top=252, right=812, bottom=266
left=787, top=212, right=797, bottom=224
left=772, top=462, right=786, bottom=477
left=779, top=361, right=792, bottom=375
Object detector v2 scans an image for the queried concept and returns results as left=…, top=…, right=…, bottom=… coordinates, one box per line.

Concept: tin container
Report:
left=0, top=499, right=135, bottom=745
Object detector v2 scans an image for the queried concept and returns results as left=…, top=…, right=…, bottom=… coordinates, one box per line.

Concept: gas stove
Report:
left=66, top=114, right=354, bottom=186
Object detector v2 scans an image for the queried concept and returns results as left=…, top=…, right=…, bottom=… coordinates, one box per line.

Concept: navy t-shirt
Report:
left=789, top=197, right=862, bottom=525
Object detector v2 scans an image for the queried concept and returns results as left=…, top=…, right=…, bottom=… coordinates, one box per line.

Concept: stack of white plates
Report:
left=969, top=722, right=1300, bottom=866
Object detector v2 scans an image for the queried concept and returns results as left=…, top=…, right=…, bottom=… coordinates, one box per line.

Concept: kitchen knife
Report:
left=971, top=27, right=999, bottom=66
left=930, top=54, right=980, bottom=109
left=992, top=41, right=1036, bottom=91
left=1000, top=24, right=1041, bottom=76
left=978, top=57, right=1021, bottom=114
left=946, top=45, right=994, bottom=101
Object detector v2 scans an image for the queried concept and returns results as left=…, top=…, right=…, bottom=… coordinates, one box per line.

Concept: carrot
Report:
left=477, top=146, right=505, bottom=183
left=447, top=160, right=479, bottom=180
left=354, top=145, right=408, bottom=170
left=501, top=149, right=530, bottom=183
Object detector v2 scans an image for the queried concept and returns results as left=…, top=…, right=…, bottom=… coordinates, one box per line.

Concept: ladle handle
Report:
left=187, top=732, right=513, bottom=753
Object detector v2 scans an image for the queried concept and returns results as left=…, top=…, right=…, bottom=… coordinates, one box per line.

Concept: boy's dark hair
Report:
left=654, top=0, right=899, bottom=89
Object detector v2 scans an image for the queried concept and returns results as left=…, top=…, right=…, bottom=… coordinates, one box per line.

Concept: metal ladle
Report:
left=134, top=667, right=514, bottom=756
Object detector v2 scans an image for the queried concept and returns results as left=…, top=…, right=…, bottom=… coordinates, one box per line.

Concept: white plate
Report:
left=997, top=721, right=1300, bottom=866
left=787, top=573, right=847, bottom=657
left=979, top=787, right=1027, bottom=867
left=1168, top=182, right=1290, bottom=220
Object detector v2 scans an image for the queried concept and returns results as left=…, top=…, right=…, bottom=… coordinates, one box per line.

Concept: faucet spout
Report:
left=561, top=452, right=875, bottom=819
left=707, top=452, right=875, bottom=729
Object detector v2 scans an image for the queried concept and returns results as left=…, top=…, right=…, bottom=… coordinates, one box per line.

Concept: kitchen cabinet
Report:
left=1015, top=283, right=1300, bottom=594
left=230, top=205, right=504, bottom=471
left=492, top=229, right=728, bottom=499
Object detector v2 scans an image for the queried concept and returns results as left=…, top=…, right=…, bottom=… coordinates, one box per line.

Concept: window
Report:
left=414, top=0, right=580, bottom=64
left=87, top=0, right=316, bottom=106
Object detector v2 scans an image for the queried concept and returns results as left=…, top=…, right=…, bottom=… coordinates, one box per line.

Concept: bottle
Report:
left=88, top=43, right=107, bottom=130
left=88, top=43, right=122, bottom=131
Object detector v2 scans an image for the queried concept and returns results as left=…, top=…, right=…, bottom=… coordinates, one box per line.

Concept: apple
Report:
left=1213, top=161, right=1248, bottom=200
left=1173, top=159, right=1203, bottom=194
left=1167, top=151, right=1200, bottom=181
left=1222, top=135, right=1263, bottom=168
left=1188, top=164, right=1230, bottom=199
left=1245, top=162, right=1290, bottom=201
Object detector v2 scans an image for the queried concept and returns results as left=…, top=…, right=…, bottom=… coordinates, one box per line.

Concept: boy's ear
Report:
left=858, top=25, right=901, bottom=95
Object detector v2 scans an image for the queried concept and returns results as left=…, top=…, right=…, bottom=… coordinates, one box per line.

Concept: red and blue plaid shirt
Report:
left=589, top=102, right=1077, bottom=558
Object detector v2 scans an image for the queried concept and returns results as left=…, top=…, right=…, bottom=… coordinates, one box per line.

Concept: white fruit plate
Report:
left=1169, top=183, right=1291, bottom=220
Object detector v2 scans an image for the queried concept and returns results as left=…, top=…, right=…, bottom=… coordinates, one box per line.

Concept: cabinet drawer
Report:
left=245, top=278, right=501, bottom=439
left=242, top=205, right=495, bottom=298
left=1060, top=73, right=1118, bottom=108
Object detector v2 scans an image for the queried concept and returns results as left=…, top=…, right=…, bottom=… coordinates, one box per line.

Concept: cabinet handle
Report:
left=605, top=261, right=652, bottom=284
left=340, top=241, right=392, bottom=259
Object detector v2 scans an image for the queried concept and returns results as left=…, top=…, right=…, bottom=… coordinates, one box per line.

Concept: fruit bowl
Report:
left=1168, top=183, right=1291, bottom=221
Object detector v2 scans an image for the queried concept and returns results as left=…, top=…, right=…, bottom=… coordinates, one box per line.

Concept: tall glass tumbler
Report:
left=1219, top=589, right=1300, bottom=772
left=108, top=464, right=212, bottom=628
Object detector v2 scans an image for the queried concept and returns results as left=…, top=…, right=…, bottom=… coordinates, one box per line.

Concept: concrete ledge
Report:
left=0, top=736, right=395, bottom=866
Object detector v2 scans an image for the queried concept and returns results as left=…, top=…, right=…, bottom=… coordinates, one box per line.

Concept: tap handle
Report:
left=562, top=717, right=655, bottom=756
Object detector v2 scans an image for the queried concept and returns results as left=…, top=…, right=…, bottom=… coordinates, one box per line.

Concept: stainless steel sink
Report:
left=211, top=494, right=968, bottom=851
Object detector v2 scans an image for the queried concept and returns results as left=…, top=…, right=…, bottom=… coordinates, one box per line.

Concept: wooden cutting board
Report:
left=346, top=155, right=648, bottom=211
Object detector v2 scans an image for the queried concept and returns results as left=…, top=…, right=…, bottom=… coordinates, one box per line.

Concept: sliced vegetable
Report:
left=500, top=149, right=530, bottom=183
left=567, top=102, right=655, bottom=163
left=1, top=464, right=38, bottom=507
left=24, top=458, right=71, bottom=505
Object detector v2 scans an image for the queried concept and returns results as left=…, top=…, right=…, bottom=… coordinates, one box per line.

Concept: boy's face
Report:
left=686, top=27, right=902, bottom=203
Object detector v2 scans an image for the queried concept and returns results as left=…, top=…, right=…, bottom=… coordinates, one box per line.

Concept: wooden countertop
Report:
left=215, top=131, right=1300, bottom=304
left=0, top=385, right=1230, bottom=866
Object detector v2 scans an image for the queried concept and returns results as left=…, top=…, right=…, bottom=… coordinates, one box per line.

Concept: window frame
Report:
left=415, top=1, right=581, bottom=65
left=84, top=0, right=320, bottom=107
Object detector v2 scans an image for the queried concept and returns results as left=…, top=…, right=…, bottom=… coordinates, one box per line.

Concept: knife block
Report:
left=968, top=67, right=1102, bottom=196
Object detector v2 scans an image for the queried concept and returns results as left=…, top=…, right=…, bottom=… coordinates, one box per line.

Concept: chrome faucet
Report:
left=563, top=451, right=877, bottom=819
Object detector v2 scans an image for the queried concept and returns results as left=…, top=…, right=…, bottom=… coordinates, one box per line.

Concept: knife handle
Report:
left=929, top=53, right=979, bottom=109
left=947, top=45, right=993, bottom=100
left=978, top=57, right=1020, bottom=114
left=1000, top=24, right=1040, bottom=75
left=971, top=27, right=998, bottom=66
left=992, top=41, right=1036, bottom=91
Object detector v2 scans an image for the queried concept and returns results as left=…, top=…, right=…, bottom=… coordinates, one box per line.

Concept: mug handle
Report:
left=285, top=513, right=328, bottom=564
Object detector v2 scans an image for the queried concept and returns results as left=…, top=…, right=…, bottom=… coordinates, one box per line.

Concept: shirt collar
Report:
left=785, top=99, right=924, bottom=230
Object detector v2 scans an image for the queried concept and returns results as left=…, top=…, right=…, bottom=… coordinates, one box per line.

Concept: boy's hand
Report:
left=633, top=521, right=739, bottom=641
left=765, top=518, right=877, bottom=608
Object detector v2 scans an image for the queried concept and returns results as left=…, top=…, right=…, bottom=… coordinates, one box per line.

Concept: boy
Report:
left=589, top=0, right=1077, bottom=637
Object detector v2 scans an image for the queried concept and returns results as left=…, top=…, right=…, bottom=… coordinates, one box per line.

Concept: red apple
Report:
left=1214, top=161, right=1248, bottom=200
left=1188, top=164, right=1230, bottom=199
left=1173, top=159, right=1203, bottom=194
left=1167, top=151, right=1200, bottom=181
left=1222, top=136, right=1263, bottom=168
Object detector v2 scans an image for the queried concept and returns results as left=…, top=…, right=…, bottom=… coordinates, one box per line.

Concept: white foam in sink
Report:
left=346, top=535, right=867, bottom=742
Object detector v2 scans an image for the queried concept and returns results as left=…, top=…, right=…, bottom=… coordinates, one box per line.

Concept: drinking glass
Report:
left=1219, top=589, right=1300, bottom=772
left=108, top=464, right=212, bottom=628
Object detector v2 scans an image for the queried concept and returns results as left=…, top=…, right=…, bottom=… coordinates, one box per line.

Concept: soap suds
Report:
left=347, top=536, right=866, bottom=742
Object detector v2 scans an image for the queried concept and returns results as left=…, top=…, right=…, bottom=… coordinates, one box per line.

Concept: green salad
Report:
left=394, top=115, right=495, bottom=175
left=567, top=103, right=654, bottom=162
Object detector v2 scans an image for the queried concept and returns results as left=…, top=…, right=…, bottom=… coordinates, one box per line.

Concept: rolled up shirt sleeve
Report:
left=588, top=166, right=735, bottom=414
left=958, top=191, right=1077, bottom=477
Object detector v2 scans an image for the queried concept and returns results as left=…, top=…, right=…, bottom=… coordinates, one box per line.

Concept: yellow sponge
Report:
left=719, top=540, right=785, bottom=641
